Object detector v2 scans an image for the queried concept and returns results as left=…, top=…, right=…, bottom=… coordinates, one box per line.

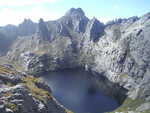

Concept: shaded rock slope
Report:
left=0, top=8, right=150, bottom=113
left=0, top=19, right=37, bottom=55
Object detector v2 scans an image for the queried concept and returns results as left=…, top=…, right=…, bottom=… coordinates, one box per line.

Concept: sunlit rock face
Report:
left=1, top=8, right=150, bottom=113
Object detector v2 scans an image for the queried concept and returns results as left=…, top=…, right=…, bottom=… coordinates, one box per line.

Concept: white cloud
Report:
left=0, top=7, right=62, bottom=26
left=0, top=0, right=62, bottom=26
left=0, top=0, right=58, bottom=7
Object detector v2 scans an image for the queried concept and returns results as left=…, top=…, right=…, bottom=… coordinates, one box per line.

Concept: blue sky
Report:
left=0, top=0, right=150, bottom=26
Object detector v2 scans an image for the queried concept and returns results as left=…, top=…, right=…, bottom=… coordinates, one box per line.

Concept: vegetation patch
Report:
left=65, top=109, right=74, bottom=113
left=141, top=109, right=150, bottom=113
left=21, top=76, right=51, bottom=104
left=6, top=103, right=18, bottom=111
left=3, top=92, right=13, bottom=97
left=119, top=73, right=128, bottom=80
left=0, top=56, right=24, bottom=71
left=10, top=60, right=24, bottom=71
left=108, top=98, right=145, bottom=113
left=0, top=65, right=19, bottom=75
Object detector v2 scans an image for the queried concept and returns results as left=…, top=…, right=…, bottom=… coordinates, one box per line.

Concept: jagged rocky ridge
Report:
left=0, top=8, right=150, bottom=113
left=0, top=19, right=37, bottom=56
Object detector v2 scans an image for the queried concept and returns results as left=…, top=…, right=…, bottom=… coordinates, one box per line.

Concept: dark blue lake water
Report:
left=41, top=69, right=119, bottom=113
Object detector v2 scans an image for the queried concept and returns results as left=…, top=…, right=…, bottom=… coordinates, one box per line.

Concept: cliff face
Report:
left=1, top=8, right=150, bottom=113
left=0, top=33, right=11, bottom=55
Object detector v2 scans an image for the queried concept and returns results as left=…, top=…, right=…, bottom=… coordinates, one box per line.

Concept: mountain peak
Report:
left=65, top=8, right=85, bottom=17
left=21, top=19, right=34, bottom=25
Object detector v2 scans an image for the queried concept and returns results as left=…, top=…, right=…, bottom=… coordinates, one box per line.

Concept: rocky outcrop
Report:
left=18, top=19, right=37, bottom=36
left=38, top=19, right=50, bottom=41
left=64, top=8, right=89, bottom=33
left=85, top=17, right=104, bottom=42
left=106, top=16, right=139, bottom=26
left=0, top=65, right=69, bottom=113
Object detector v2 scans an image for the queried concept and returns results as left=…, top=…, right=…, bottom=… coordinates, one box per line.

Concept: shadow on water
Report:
left=41, top=69, right=125, bottom=113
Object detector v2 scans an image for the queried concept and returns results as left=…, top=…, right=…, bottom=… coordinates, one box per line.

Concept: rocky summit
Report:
left=0, top=8, right=150, bottom=113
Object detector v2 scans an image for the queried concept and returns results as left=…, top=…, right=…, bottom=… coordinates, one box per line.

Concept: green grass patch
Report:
left=141, top=109, right=150, bottom=113
left=108, top=98, right=145, bottom=113
left=22, top=76, right=51, bottom=104
left=6, top=103, right=18, bottom=111
left=119, top=73, right=128, bottom=79
left=65, top=109, right=74, bottom=113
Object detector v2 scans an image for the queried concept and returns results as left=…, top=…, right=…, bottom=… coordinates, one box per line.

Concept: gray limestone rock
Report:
left=38, top=18, right=50, bottom=41
left=85, top=17, right=104, bottom=42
